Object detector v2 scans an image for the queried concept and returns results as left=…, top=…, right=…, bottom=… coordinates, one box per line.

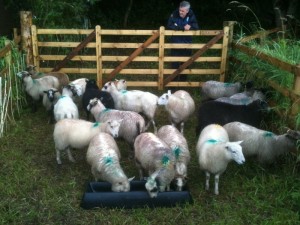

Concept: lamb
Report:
left=157, top=90, right=195, bottom=134
left=16, top=71, right=60, bottom=112
left=53, top=85, right=79, bottom=122
left=86, top=132, right=133, bottom=192
left=134, top=132, right=176, bottom=198
left=102, top=81, right=158, bottom=132
left=68, top=78, right=89, bottom=107
left=82, top=79, right=115, bottom=120
left=223, top=121, right=300, bottom=164
left=54, top=118, right=121, bottom=164
left=196, top=124, right=245, bottom=195
left=87, top=98, right=145, bottom=157
left=25, top=65, right=70, bottom=89
left=42, top=88, right=61, bottom=123
left=157, top=125, right=190, bottom=191
left=196, top=99, right=269, bottom=135
left=201, top=80, right=253, bottom=101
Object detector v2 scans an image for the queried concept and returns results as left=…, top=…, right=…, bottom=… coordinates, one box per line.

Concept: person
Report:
left=167, top=1, right=199, bottom=82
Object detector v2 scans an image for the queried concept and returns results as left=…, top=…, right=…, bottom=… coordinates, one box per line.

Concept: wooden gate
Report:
left=30, top=25, right=230, bottom=90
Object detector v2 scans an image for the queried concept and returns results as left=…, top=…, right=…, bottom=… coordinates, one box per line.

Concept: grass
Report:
left=1, top=89, right=300, bottom=225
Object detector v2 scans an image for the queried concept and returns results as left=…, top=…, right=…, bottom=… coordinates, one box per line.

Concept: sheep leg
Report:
left=214, top=174, right=220, bottom=195
left=205, top=171, right=210, bottom=191
left=180, top=122, right=184, bottom=134
left=66, top=148, right=75, bottom=163
left=152, top=120, right=157, bottom=134
left=56, top=149, right=62, bottom=165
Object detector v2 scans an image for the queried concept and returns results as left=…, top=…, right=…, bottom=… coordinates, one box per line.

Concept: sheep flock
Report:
left=15, top=69, right=300, bottom=197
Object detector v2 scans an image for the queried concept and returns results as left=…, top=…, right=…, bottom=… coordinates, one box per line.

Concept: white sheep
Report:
left=54, top=118, right=121, bottom=164
left=157, top=125, right=190, bottom=191
left=201, top=80, right=253, bottom=100
left=53, top=86, right=79, bottom=122
left=223, top=121, right=300, bottom=164
left=134, top=132, right=176, bottom=198
left=215, top=89, right=266, bottom=105
left=17, top=71, right=60, bottom=112
left=157, top=90, right=195, bottom=134
left=102, top=81, right=158, bottom=132
left=196, top=124, right=245, bottom=195
left=87, top=98, right=145, bottom=152
left=87, top=132, right=133, bottom=192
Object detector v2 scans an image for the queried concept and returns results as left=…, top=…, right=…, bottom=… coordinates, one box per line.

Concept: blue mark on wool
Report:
left=224, top=82, right=233, bottom=87
left=206, top=139, right=219, bottom=144
left=101, top=108, right=111, bottom=113
left=37, top=72, right=44, bottom=76
left=59, top=95, right=66, bottom=99
left=121, top=90, right=128, bottom=94
left=104, top=156, right=113, bottom=165
left=93, top=122, right=101, bottom=127
left=173, top=147, right=181, bottom=159
left=263, top=131, right=274, bottom=138
left=162, top=155, right=170, bottom=166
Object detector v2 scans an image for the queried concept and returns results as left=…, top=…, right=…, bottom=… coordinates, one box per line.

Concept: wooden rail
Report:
left=30, top=25, right=230, bottom=89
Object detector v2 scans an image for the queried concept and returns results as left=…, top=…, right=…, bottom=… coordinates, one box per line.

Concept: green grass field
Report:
left=1, top=88, right=300, bottom=225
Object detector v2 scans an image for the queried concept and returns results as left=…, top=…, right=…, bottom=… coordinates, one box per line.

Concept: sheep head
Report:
left=225, top=141, right=245, bottom=165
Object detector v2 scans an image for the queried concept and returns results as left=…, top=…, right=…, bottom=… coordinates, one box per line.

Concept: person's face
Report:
left=179, top=7, right=189, bottom=18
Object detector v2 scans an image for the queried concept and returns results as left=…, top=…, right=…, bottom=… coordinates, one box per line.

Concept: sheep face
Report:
left=115, top=79, right=127, bottom=91
left=106, top=120, right=121, bottom=138
left=44, top=88, right=58, bottom=102
left=112, top=180, right=130, bottom=192
left=86, top=98, right=99, bottom=111
left=157, top=93, right=170, bottom=106
left=69, top=84, right=83, bottom=97
left=102, top=81, right=116, bottom=92
left=225, top=141, right=245, bottom=165
left=86, top=79, right=99, bottom=89
left=145, top=176, right=159, bottom=198
left=16, top=71, right=30, bottom=80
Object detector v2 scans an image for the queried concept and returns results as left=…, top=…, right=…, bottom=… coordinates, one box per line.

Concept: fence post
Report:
left=20, top=11, right=33, bottom=65
left=31, top=25, right=39, bottom=70
left=158, top=26, right=165, bottom=90
left=292, top=64, right=300, bottom=115
left=95, top=25, right=102, bottom=87
left=219, top=25, right=230, bottom=82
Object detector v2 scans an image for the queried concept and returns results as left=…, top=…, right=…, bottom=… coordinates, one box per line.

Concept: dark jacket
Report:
left=167, top=9, right=199, bottom=43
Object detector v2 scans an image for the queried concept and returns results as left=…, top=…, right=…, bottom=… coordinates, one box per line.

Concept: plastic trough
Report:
left=80, top=180, right=193, bottom=209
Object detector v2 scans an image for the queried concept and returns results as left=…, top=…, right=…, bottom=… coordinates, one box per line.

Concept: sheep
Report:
left=68, top=78, right=89, bottom=107
left=25, top=65, right=70, bottom=89
left=196, top=99, right=269, bottom=135
left=196, top=124, right=245, bottom=195
left=134, top=132, right=176, bottom=198
left=16, top=71, right=60, bottom=112
left=201, top=80, right=253, bottom=101
left=215, top=89, right=266, bottom=105
left=54, top=118, right=121, bottom=164
left=157, top=125, right=190, bottom=191
left=42, top=88, right=61, bottom=123
left=102, top=81, right=158, bottom=133
left=223, top=121, right=300, bottom=164
left=157, top=90, right=195, bottom=134
left=86, top=132, right=134, bottom=192
left=87, top=98, right=145, bottom=153
left=53, top=85, right=79, bottom=122
left=82, top=79, right=115, bottom=120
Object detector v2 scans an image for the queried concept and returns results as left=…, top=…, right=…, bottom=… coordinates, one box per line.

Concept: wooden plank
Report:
left=104, top=30, right=160, bottom=82
left=37, top=29, right=94, bottom=35
left=38, top=42, right=96, bottom=48
left=233, top=43, right=295, bottom=73
left=31, top=25, right=39, bottom=70
left=158, top=26, right=165, bottom=90
left=164, top=30, right=223, bottom=36
left=52, top=30, right=96, bottom=72
left=219, top=26, right=229, bottom=82
left=239, top=28, right=280, bottom=43
left=163, top=30, right=224, bottom=86
left=95, top=25, right=102, bottom=87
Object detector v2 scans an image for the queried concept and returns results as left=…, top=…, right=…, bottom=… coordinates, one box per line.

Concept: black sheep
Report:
left=82, top=79, right=115, bottom=120
left=196, top=99, right=269, bottom=136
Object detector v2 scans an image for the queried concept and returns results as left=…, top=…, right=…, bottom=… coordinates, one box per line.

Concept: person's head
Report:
left=179, top=1, right=190, bottom=18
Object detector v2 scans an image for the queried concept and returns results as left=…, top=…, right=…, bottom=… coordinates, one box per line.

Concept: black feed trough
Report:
left=80, top=180, right=193, bottom=209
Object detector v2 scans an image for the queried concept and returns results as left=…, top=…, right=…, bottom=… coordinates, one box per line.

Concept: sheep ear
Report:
left=43, top=91, right=47, bottom=93
left=128, top=176, right=135, bottom=182
left=235, top=140, right=243, bottom=145
left=168, top=90, right=171, bottom=95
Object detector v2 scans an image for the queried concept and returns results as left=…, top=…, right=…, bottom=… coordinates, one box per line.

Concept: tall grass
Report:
left=0, top=37, right=26, bottom=137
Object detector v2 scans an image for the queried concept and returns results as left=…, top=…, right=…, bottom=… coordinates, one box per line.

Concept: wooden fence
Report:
left=231, top=28, right=300, bottom=117
left=30, top=25, right=230, bottom=90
